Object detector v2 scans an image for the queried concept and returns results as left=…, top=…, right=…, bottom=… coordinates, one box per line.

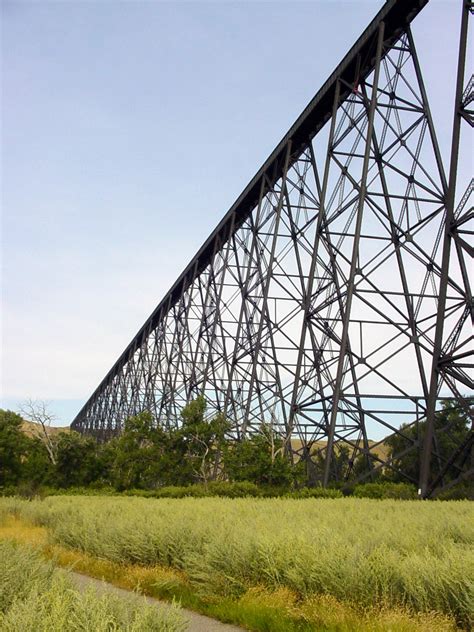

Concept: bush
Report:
left=43, top=486, right=117, bottom=497
left=0, top=486, right=18, bottom=498
left=125, top=482, right=263, bottom=499
left=352, top=482, right=417, bottom=499
left=291, top=487, right=343, bottom=499
left=206, top=481, right=261, bottom=498
left=435, top=483, right=474, bottom=501
left=11, top=479, right=474, bottom=502
left=1, top=577, right=186, bottom=631
left=153, top=486, right=208, bottom=498
left=15, top=481, right=45, bottom=500
left=122, top=488, right=160, bottom=498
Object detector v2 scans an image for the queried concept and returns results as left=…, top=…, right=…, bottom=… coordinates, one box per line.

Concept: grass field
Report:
left=0, top=539, right=186, bottom=631
left=0, top=496, right=472, bottom=631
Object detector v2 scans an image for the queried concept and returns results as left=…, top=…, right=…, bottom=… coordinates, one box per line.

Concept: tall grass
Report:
left=0, top=540, right=186, bottom=631
left=1, top=496, right=472, bottom=628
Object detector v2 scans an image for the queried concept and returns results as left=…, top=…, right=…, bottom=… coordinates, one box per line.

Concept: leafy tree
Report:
left=0, top=409, right=29, bottom=486
left=111, top=412, right=157, bottom=489
left=223, top=424, right=293, bottom=486
left=22, top=436, right=55, bottom=486
left=111, top=411, right=191, bottom=489
left=54, top=431, right=104, bottom=488
left=385, top=400, right=472, bottom=486
left=179, top=397, right=230, bottom=483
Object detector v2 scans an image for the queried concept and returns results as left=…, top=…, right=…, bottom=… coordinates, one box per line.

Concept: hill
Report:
left=21, top=420, right=69, bottom=440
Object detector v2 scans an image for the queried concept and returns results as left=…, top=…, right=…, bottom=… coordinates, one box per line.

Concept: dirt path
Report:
left=67, top=570, right=245, bottom=632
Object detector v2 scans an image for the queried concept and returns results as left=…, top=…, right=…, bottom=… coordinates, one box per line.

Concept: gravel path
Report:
left=66, top=570, right=244, bottom=632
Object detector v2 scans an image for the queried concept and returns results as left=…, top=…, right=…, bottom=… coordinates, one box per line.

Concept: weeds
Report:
left=0, top=540, right=186, bottom=631
left=0, top=496, right=472, bottom=630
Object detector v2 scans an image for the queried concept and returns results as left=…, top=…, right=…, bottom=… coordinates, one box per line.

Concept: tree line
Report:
left=0, top=397, right=471, bottom=495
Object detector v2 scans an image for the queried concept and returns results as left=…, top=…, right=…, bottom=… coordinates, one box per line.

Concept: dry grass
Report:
left=290, top=438, right=390, bottom=462
left=237, top=588, right=458, bottom=632
left=21, top=419, right=69, bottom=439
left=0, top=516, right=47, bottom=547
left=0, top=516, right=187, bottom=598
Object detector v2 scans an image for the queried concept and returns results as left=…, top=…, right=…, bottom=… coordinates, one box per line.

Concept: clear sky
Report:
left=1, top=0, right=467, bottom=426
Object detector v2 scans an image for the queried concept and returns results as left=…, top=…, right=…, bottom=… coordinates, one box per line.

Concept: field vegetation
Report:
left=0, top=539, right=186, bottom=631
left=0, top=495, right=471, bottom=631
left=1, top=401, right=472, bottom=630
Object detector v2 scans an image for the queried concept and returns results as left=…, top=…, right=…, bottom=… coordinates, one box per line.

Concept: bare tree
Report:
left=261, top=412, right=285, bottom=464
left=20, top=399, right=58, bottom=465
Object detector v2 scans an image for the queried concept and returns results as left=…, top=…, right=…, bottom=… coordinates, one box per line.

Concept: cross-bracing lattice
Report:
left=72, top=0, right=473, bottom=497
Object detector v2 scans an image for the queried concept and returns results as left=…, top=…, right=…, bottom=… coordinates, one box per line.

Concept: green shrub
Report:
left=122, top=488, right=158, bottom=498
left=155, top=485, right=209, bottom=498
left=291, top=487, right=343, bottom=499
left=43, top=486, right=117, bottom=497
left=206, top=481, right=261, bottom=498
left=353, top=482, right=417, bottom=499
left=436, top=483, right=474, bottom=501
left=124, top=482, right=262, bottom=499
left=0, top=486, right=18, bottom=498
left=15, top=481, right=45, bottom=500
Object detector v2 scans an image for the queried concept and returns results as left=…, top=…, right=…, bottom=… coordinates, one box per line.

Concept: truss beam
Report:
left=72, top=0, right=473, bottom=496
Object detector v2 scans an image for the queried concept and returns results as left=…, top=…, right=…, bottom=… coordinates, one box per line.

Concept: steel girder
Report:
left=72, top=0, right=473, bottom=497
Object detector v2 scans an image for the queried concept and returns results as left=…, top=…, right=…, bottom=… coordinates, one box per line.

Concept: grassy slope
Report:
left=21, top=420, right=69, bottom=439
left=290, top=438, right=390, bottom=461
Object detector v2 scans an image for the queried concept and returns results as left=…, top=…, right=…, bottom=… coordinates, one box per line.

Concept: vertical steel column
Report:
left=223, top=176, right=267, bottom=427
left=188, top=235, right=223, bottom=397
left=201, top=214, right=236, bottom=392
left=168, top=262, right=199, bottom=413
left=242, top=141, right=292, bottom=433
left=420, top=0, right=471, bottom=498
left=323, top=21, right=386, bottom=487
left=287, top=81, right=341, bottom=441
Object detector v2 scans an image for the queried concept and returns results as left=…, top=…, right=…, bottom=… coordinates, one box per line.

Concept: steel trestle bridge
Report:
left=72, top=0, right=473, bottom=498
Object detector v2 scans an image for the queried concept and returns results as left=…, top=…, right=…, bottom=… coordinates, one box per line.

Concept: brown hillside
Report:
left=21, top=420, right=69, bottom=440
left=291, top=438, right=390, bottom=461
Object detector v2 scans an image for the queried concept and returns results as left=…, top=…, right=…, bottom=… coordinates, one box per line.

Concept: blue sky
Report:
left=1, top=0, right=466, bottom=426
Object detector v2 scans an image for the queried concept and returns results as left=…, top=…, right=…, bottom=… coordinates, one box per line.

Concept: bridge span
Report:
left=72, top=0, right=473, bottom=498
